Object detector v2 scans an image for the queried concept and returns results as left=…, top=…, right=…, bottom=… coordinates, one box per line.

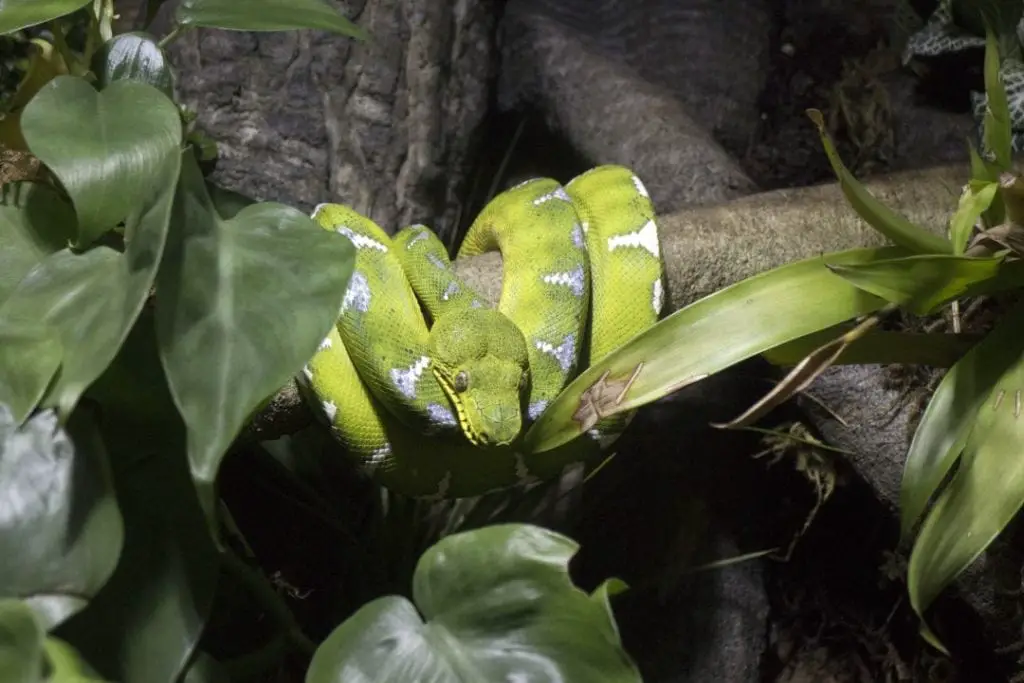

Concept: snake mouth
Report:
left=432, top=366, right=486, bottom=446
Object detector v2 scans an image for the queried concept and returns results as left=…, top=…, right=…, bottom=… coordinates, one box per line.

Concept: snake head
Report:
left=429, top=308, right=530, bottom=447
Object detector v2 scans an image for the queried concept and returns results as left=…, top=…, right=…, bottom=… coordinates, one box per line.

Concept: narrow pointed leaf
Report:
left=807, top=109, right=953, bottom=255
left=176, top=0, right=368, bottom=39
left=950, top=180, right=998, bottom=253
left=21, top=77, right=182, bottom=249
left=763, top=329, right=978, bottom=368
left=307, top=524, right=640, bottom=682
left=524, top=247, right=900, bottom=454
left=968, top=139, right=1006, bottom=228
left=0, top=0, right=90, bottom=35
left=155, top=152, right=354, bottom=522
left=982, top=29, right=1013, bottom=171
left=826, top=253, right=1006, bottom=315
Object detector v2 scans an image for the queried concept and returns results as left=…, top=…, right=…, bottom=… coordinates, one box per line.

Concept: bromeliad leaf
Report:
left=175, top=0, right=369, bottom=39
left=763, top=329, right=978, bottom=368
left=0, top=0, right=90, bottom=35
left=825, top=252, right=1006, bottom=315
left=806, top=109, right=953, bottom=255
left=20, top=77, right=182, bottom=249
left=982, top=29, right=1013, bottom=171
left=0, top=405, right=123, bottom=630
left=307, top=524, right=641, bottom=683
left=524, top=247, right=898, bottom=454
left=949, top=180, right=998, bottom=253
left=155, top=152, right=354, bottom=523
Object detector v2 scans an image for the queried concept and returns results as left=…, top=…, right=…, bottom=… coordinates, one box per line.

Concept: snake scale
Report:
left=297, top=165, right=664, bottom=499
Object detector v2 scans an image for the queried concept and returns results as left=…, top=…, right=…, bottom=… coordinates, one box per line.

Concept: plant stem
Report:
left=157, top=25, right=184, bottom=49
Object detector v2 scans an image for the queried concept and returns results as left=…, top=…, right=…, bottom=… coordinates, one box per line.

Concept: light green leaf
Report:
left=91, top=32, right=174, bottom=97
left=982, top=29, right=1013, bottom=171
left=0, top=599, right=45, bottom=683
left=59, top=311, right=220, bottom=683
left=949, top=181, right=998, bottom=253
left=0, top=113, right=180, bottom=419
left=44, top=637, right=107, bottom=682
left=21, top=76, right=182, bottom=249
left=907, top=312, right=1024, bottom=643
left=176, top=0, right=368, bottom=39
left=0, top=183, right=76, bottom=305
left=0, top=405, right=123, bottom=630
left=0, top=0, right=90, bottom=35
left=826, top=252, right=1006, bottom=315
left=307, top=524, right=640, bottom=683
left=155, top=151, right=354, bottom=523
left=807, top=109, right=953, bottom=255
left=524, top=247, right=898, bottom=454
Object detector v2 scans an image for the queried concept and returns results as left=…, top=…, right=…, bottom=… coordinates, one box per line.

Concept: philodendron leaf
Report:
left=0, top=599, right=44, bottom=683
left=156, top=151, right=354, bottom=523
left=524, top=247, right=898, bottom=454
left=176, top=0, right=369, bottom=39
left=982, top=29, right=1013, bottom=172
left=0, top=323, right=61, bottom=423
left=826, top=253, right=1007, bottom=315
left=907, top=318, right=1024, bottom=649
left=949, top=180, right=998, bottom=253
left=900, top=297, right=1024, bottom=541
left=806, top=109, right=953, bottom=255
left=0, top=102, right=180, bottom=419
left=307, top=524, right=640, bottom=683
left=0, top=405, right=123, bottom=630
left=92, top=32, right=174, bottom=97
left=0, top=183, right=76, bottom=305
left=21, top=76, right=182, bottom=249
left=59, top=310, right=220, bottom=683
left=0, top=0, right=90, bottom=35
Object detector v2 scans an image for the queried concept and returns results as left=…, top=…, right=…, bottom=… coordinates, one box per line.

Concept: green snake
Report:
left=297, top=165, right=664, bottom=499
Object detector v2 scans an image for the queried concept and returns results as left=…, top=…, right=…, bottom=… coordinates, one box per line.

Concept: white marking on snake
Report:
left=335, top=226, right=388, bottom=252
left=470, top=299, right=484, bottom=309
left=302, top=365, right=313, bottom=382
left=652, top=278, right=664, bottom=315
left=528, top=400, right=549, bottom=421
left=321, top=400, right=337, bottom=421
left=535, top=333, right=576, bottom=373
left=427, top=403, right=457, bottom=427
left=580, top=220, right=589, bottom=234
left=311, top=203, right=331, bottom=218
left=441, top=282, right=460, bottom=301
left=427, top=253, right=448, bottom=270
left=631, top=174, right=650, bottom=198
left=391, top=355, right=430, bottom=399
left=608, top=220, right=659, bottom=258
left=570, top=222, right=584, bottom=248
left=318, top=336, right=333, bottom=351
left=364, top=442, right=392, bottom=474
left=533, top=187, right=571, bottom=205
left=340, top=271, right=371, bottom=315
left=406, top=229, right=430, bottom=249
left=542, top=266, right=585, bottom=297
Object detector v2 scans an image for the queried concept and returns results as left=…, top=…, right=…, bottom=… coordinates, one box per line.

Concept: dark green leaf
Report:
left=1, top=111, right=180, bottom=419
left=92, top=33, right=174, bottom=97
left=807, top=109, right=953, bottom=255
left=176, top=0, right=369, bottom=39
left=307, top=524, right=640, bottom=683
left=0, top=323, right=60, bottom=423
left=826, top=253, right=1006, bottom=315
left=206, top=182, right=255, bottom=220
left=0, top=183, right=76, bottom=305
left=155, top=151, right=353, bottom=523
left=0, top=599, right=44, bottom=683
left=0, top=0, right=90, bottom=35
left=21, top=76, right=182, bottom=249
left=0, top=405, right=123, bottom=630
left=524, top=247, right=899, bottom=454
left=58, top=310, right=220, bottom=683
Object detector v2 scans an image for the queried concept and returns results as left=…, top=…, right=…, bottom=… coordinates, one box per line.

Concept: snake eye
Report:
left=454, top=371, right=469, bottom=393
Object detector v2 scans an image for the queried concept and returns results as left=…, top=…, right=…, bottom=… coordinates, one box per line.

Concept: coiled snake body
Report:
left=298, top=165, right=664, bottom=499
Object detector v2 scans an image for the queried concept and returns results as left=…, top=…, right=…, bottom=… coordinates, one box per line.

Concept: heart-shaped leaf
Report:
left=0, top=405, right=123, bottom=630
left=155, top=151, right=353, bottom=523
left=176, top=0, right=368, bottom=39
left=1, top=98, right=181, bottom=418
left=307, top=524, right=640, bottom=683
left=0, top=599, right=45, bottom=683
left=92, top=33, right=173, bottom=97
left=0, top=323, right=61, bottom=423
left=0, top=0, right=90, bottom=35
left=0, top=183, right=76, bottom=305
left=21, top=76, right=182, bottom=249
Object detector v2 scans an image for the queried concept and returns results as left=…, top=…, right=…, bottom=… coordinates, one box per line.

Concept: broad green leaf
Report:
left=21, top=76, right=182, bottom=249
left=763, top=329, right=978, bottom=368
left=0, top=183, right=76, bottom=305
left=92, top=33, right=173, bottom=97
left=900, top=297, right=1024, bottom=540
left=0, top=121, right=180, bottom=419
left=907, top=320, right=1024, bottom=644
left=307, top=524, right=640, bottom=683
left=982, top=29, right=1013, bottom=171
left=0, top=0, right=90, bottom=35
left=807, top=109, right=953, bottom=255
left=206, top=182, right=256, bottom=220
left=0, top=599, right=44, bottom=683
left=949, top=181, right=998, bottom=253
left=0, top=323, right=61, bottom=423
left=155, top=151, right=354, bottom=523
left=826, top=253, right=1006, bottom=315
left=523, top=248, right=899, bottom=454
left=0, top=405, right=123, bottom=630
left=176, top=0, right=369, bottom=39
left=58, top=310, right=220, bottom=683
